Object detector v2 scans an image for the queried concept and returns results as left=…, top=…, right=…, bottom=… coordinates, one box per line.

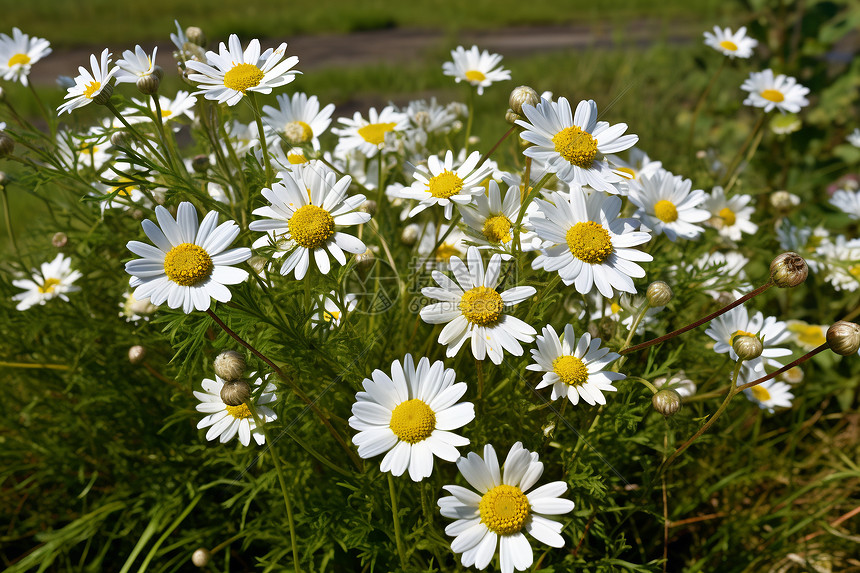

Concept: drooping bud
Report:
left=646, top=281, right=673, bottom=307
left=826, top=321, right=860, bottom=356
left=110, top=130, right=130, bottom=148
left=52, top=232, right=68, bottom=248
left=214, top=350, right=245, bottom=381
left=769, top=252, right=808, bottom=288
left=92, top=82, right=114, bottom=105
left=191, top=154, right=210, bottom=173
left=220, top=379, right=251, bottom=406
left=136, top=66, right=163, bottom=95
left=191, top=548, right=211, bottom=567
left=509, top=86, right=539, bottom=116
left=186, top=27, right=207, bottom=47
left=733, top=335, right=763, bottom=361
left=0, top=132, right=14, bottom=157
left=652, top=389, right=682, bottom=417
left=128, top=345, right=146, bottom=364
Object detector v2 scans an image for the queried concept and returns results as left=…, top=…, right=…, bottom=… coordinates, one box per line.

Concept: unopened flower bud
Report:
left=110, top=130, right=130, bottom=148
left=191, top=154, right=210, bottom=173
left=826, top=321, right=860, bottom=356
left=770, top=252, right=808, bottom=288
left=360, top=200, right=377, bottom=217
left=356, top=247, right=375, bottom=269
left=214, top=350, right=245, bottom=381
left=733, top=335, right=763, bottom=361
left=136, top=66, right=163, bottom=95
left=652, top=389, right=682, bottom=417
left=186, top=27, right=207, bottom=47
left=191, top=547, right=211, bottom=567
left=220, top=379, right=250, bottom=406
left=509, top=86, right=539, bottom=116
left=401, top=223, right=420, bottom=246
left=646, top=281, right=673, bottom=307
left=0, top=132, right=14, bottom=157
left=92, top=82, right=114, bottom=105
left=52, top=232, right=68, bottom=248
left=128, top=345, right=146, bottom=364
left=770, top=190, right=800, bottom=212
left=505, top=108, right=520, bottom=125
left=0, top=171, right=7, bottom=186
left=695, top=150, right=707, bottom=159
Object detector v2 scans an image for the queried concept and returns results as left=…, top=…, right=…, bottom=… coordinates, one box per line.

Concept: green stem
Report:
left=724, top=121, right=765, bottom=195
left=476, top=358, right=485, bottom=400
left=0, top=360, right=70, bottom=370
left=464, top=88, right=475, bottom=153
left=150, top=95, right=182, bottom=174
left=721, top=113, right=766, bottom=188
left=514, top=172, right=553, bottom=256
left=387, top=473, right=408, bottom=569
left=478, top=125, right=518, bottom=169
left=736, top=343, right=829, bottom=392
left=104, top=100, right=166, bottom=167
left=27, top=82, right=54, bottom=134
left=687, top=58, right=725, bottom=151
left=1, top=185, right=20, bottom=256
left=614, top=300, right=651, bottom=370
left=249, top=93, right=274, bottom=185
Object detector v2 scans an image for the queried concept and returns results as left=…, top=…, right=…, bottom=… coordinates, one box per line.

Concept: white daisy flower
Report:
left=829, top=188, right=860, bottom=220
left=420, top=246, right=536, bottom=365
left=400, top=150, right=494, bottom=219
left=690, top=250, right=751, bottom=299
left=268, top=145, right=310, bottom=171
left=349, top=354, right=475, bottom=482
left=527, top=324, right=625, bottom=406
left=130, top=91, right=197, bottom=124
left=605, top=147, right=663, bottom=195
left=654, top=371, right=696, bottom=399
left=170, top=20, right=205, bottom=62
left=848, top=128, right=860, bottom=148
left=99, top=161, right=149, bottom=211
left=12, top=254, right=82, bottom=311
left=704, top=306, right=792, bottom=373
left=194, top=374, right=277, bottom=446
left=312, top=291, right=358, bottom=328
left=785, top=320, right=828, bottom=351
left=115, top=45, right=158, bottom=84
left=814, top=235, right=860, bottom=291
left=629, top=169, right=710, bottom=241
left=442, top=45, right=511, bottom=95
left=528, top=190, right=652, bottom=298
left=262, top=92, right=334, bottom=151
left=248, top=163, right=370, bottom=279
left=186, top=35, right=299, bottom=106
left=125, top=202, right=251, bottom=314
left=57, top=49, right=118, bottom=115
left=332, top=106, right=409, bottom=158
left=777, top=220, right=829, bottom=272
left=739, top=374, right=793, bottom=413
left=0, top=27, right=51, bottom=86
left=406, top=97, right=458, bottom=135
left=56, top=127, right=112, bottom=172
left=741, top=69, right=810, bottom=114
left=416, top=221, right=470, bottom=266
left=459, top=179, right=541, bottom=257
left=223, top=120, right=261, bottom=157
left=516, top=97, right=638, bottom=193
left=701, top=186, right=758, bottom=241
left=119, top=290, right=157, bottom=322
left=703, top=26, right=758, bottom=59
left=437, top=442, right=575, bottom=573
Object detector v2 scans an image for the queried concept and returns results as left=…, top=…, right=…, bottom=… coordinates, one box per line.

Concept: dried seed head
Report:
left=509, top=85, right=539, bottom=116
left=128, top=345, right=146, bottom=364
left=652, top=389, right=682, bottom=417
left=191, top=547, right=211, bottom=567
left=52, top=232, right=68, bottom=248
left=733, top=335, right=763, bottom=361
left=220, top=379, right=251, bottom=406
left=826, top=321, right=860, bottom=356
left=646, top=281, right=673, bottom=307
left=214, top=350, right=245, bottom=381
left=770, top=252, right=808, bottom=288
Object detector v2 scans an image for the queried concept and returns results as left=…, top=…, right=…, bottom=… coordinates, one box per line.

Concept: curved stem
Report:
left=721, top=113, right=766, bottom=188
left=104, top=100, right=167, bottom=167
left=249, top=93, right=274, bottom=185
left=479, top=125, right=517, bottom=168
left=686, top=58, right=725, bottom=151
left=614, top=300, right=651, bottom=370
left=464, top=88, right=475, bottom=153
left=387, top=473, right=408, bottom=569
left=1, top=185, right=20, bottom=256
left=736, top=343, right=829, bottom=392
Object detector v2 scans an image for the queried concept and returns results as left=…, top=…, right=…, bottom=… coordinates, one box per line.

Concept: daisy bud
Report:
left=505, top=108, right=520, bottom=125
left=92, top=82, right=114, bottom=106
left=52, top=232, right=68, bottom=248
left=128, top=345, right=146, bottom=364
left=646, top=281, right=673, bottom=307
left=652, top=389, right=682, bottom=417
left=0, top=171, right=7, bottom=186
left=356, top=247, right=376, bottom=270
left=214, top=350, right=245, bottom=381
left=186, top=27, right=207, bottom=47
left=0, top=132, right=14, bottom=157
left=770, top=190, right=800, bottom=212
left=509, top=85, right=539, bottom=116
left=220, top=379, right=251, bottom=407
left=695, top=150, right=707, bottom=159
left=400, top=223, right=419, bottom=246
left=191, top=548, right=211, bottom=568
left=732, top=335, right=763, bottom=361
left=110, top=130, right=130, bottom=148
left=360, top=200, right=377, bottom=217
left=191, top=154, right=210, bottom=173
left=248, top=256, right=267, bottom=275
left=779, top=366, right=804, bottom=384
left=770, top=252, right=808, bottom=288
left=826, top=321, right=860, bottom=356
left=136, top=66, right=163, bottom=95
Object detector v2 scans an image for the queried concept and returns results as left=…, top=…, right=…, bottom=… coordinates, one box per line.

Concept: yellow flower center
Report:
left=465, top=70, right=486, bottom=83
left=428, top=170, right=464, bottom=199
left=8, top=53, right=31, bottom=67
left=788, top=323, right=826, bottom=348
left=223, top=63, right=264, bottom=93
left=719, top=40, right=738, bottom=51
left=750, top=385, right=771, bottom=402
left=284, top=121, right=313, bottom=145
left=718, top=207, right=736, bottom=227
left=566, top=221, right=613, bottom=264
left=357, top=122, right=397, bottom=146
left=163, top=243, right=213, bottom=286
left=84, top=81, right=102, bottom=99
left=459, top=286, right=504, bottom=326
left=323, top=310, right=341, bottom=323
left=225, top=403, right=252, bottom=419
left=760, top=89, right=785, bottom=103
left=654, top=200, right=678, bottom=223
left=435, top=242, right=461, bottom=262
left=289, top=204, right=335, bottom=249
left=161, top=109, right=173, bottom=118
left=553, top=355, right=589, bottom=386
left=113, top=178, right=137, bottom=197
left=38, top=278, right=61, bottom=294
left=389, top=399, right=436, bottom=444
left=479, top=484, right=530, bottom=535
left=729, top=329, right=757, bottom=346
left=610, top=301, right=622, bottom=314
left=850, top=265, right=860, bottom=278
left=616, top=167, right=636, bottom=179
left=287, top=152, right=308, bottom=165
left=482, top=214, right=513, bottom=244
left=552, top=126, right=598, bottom=168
